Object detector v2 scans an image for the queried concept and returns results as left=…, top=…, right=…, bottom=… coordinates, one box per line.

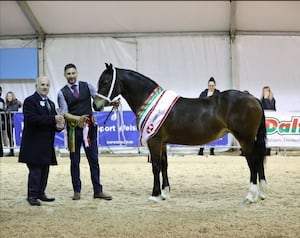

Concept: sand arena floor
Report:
left=0, top=151, right=299, bottom=238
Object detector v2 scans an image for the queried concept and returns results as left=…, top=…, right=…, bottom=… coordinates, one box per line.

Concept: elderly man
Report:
left=19, top=76, right=65, bottom=206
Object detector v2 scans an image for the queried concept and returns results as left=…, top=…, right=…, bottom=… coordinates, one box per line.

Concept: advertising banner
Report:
left=14, top=111, right=139, bottom=147
left=265, top=111, right=300, bottom=147
left=13, top=110, right=300, bottom=148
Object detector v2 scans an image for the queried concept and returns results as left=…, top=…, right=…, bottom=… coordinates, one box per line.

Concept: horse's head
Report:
left=93, top=63, right=120, bottom=111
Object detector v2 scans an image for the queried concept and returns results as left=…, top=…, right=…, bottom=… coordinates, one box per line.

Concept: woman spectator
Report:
left=198, top=77, right=220, bottom=156
left=261, top=86, right=276, bottom=111
left=5, top=91, right=22, bottom=156
left=260, top=86, right=276, bottom=156
left=0, top=86, right=5, bottom=157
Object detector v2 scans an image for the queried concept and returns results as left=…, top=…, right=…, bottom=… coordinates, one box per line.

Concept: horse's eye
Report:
left=103, top=79, right=110, bottom=87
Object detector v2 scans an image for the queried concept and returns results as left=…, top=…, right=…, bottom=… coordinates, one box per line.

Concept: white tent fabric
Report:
left=44, top=37, right=136, bottom=110
left=236, top=35, right=300, bottom=112
left=1, top=35, right=300, bottom=113
left=137, top=35, right=231, bottom=98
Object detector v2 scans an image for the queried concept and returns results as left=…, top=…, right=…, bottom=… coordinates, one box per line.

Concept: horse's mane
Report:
left=119, top=68, right=159, bottom=87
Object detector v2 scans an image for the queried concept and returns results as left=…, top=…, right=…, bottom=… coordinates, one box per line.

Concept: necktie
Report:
left=71, top=85, right=79, bottom=99
left=44, top=99, right=51, bottom=113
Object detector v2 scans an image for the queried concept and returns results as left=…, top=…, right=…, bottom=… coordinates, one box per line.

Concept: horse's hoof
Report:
left=243, top=197, right=255, bottom=204
left=161, top=186, right=170, bottom=200
left=148, top=196, right=161, bottom=203
left=259, top=180, right=267, bottom=200
left=259, top=193, right=266, bottom=200
left=243, top=183, right=258, bottom=204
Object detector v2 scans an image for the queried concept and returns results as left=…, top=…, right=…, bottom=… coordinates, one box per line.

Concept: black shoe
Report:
left=198, top=148, right=204, bottom=156
left=27, top=197, right=41, bottom=206
left=94, top=192, right=112, bottom=200
left=265, top=148, right=271, bottom=156
left=5, top=152, right=14, bottom=157
left=38, top=195, right=55, bottom=202
left=210, top=148, right=215, bottom=156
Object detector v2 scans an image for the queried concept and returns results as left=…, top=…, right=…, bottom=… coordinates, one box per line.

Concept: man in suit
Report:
left=19, top=76, right=65, bottom=206
left=57, top=63, right=112, bottom=201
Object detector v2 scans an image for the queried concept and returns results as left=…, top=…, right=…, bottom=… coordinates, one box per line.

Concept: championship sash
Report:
left=136, top=86, right=179, bottom=146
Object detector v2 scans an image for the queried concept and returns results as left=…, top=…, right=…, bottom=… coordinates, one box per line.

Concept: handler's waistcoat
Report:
left=61, top=81, right=92, bottom=116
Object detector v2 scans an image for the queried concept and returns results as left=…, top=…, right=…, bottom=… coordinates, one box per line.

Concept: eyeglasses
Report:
left=208, top=84, right=215, bottom=87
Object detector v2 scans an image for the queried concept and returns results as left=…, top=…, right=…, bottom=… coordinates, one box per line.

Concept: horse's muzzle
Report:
left=93, top=97, right=109, bottom=111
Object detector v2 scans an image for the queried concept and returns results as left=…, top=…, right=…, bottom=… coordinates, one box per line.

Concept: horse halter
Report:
left=97, top=67, right=118, bottom=103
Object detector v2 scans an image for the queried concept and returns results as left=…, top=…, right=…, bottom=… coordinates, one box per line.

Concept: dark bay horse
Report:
left=94, top=63, right=267, bottom=203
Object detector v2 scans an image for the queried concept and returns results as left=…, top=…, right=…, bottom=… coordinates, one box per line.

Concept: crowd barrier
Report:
left=1, top=110, right=299, bottom=152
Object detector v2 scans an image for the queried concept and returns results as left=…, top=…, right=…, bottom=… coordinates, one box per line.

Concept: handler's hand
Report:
left=111, top=99, right=120, bottom=108
left=78, top=114, right=89, bottom=123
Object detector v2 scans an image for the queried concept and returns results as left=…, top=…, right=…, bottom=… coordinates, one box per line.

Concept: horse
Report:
left=94, top=63, right=267, bottom=204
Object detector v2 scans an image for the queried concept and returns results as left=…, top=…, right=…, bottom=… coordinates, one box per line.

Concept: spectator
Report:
left=57, top=63, right=112, bottom=201
left=5, top=91, right=22, bottom=156
left=18, top=76, right=65, bottom=206
left=0, top=86, right=5, bottom=157
left=260, top=86, right=276, bottom=156
left=198, top=77, right=221, bottom=156
left=261, top=86, right=276, bottom=111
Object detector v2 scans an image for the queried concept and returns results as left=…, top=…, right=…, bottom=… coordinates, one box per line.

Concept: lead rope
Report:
left=115, top=100, right=128, bottom=145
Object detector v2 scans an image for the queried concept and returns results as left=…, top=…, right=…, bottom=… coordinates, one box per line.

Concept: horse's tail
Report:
left=254, top=101, right=266, bottom=162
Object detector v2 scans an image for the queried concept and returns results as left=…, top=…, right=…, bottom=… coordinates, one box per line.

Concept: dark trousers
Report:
left=27, top=163, right=50, bottom=199
left=6, top=123, right=14, bottom=154
left=198, top=147, right=214, bottom=155
left=70, top=125, right=102, bottom=193
left=0, top=130, right=3, bottom=157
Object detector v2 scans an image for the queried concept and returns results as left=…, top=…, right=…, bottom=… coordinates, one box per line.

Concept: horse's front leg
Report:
left=161, top=144, right=170, bottom=200
left=147, top=138, right=163, bottom=202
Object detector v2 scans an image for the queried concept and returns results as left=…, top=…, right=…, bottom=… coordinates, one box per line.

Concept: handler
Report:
left=57, top=63, right=112, bottom=201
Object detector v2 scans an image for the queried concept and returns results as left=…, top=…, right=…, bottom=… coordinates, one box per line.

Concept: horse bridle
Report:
left=96, top=67, right=118, bottom=103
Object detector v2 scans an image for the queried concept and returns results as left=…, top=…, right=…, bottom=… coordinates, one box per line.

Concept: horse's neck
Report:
left=119, top=70, right=158, bottom=114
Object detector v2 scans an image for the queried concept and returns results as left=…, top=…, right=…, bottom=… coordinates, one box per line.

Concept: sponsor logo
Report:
left=266, top=116, right=300, bottom=135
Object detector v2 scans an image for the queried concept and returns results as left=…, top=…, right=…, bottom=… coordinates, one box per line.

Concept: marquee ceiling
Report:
left=1, top=1, right=300, bottom=39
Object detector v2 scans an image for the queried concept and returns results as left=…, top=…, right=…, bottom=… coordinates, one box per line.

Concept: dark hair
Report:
left=208, top=77, right=216, bottom=84
left=64, top=63, right=77, bottom=72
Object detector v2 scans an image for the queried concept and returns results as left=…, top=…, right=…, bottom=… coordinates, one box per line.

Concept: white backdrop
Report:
left=137, top=35, right=231, bottom=98
left=236, top=35, right=300, bottom=112
left=44, top=37, right=136, bottom=111
left=1, top=35, right=299, bottom=112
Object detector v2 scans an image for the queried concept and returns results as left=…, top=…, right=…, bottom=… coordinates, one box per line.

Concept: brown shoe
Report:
left=72, top=192, right=81, bottom=200
left=94, top=192, right=112, bottom=200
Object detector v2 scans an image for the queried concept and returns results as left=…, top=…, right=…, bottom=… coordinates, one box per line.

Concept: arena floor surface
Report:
left=1, top=152, right=299, bottom=238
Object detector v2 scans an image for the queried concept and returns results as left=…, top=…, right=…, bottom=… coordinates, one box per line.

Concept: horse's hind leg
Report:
left=161, top=144, right=170, bottom=200
left=258, top=156, right=267, bottom=200
left=241, top=142, right=259, bottom=203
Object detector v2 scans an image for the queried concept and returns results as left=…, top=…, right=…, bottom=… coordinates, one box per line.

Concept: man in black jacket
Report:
left=19, top=76, right=65, bottom=206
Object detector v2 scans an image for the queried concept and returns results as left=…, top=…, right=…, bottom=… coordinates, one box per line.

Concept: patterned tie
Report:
left=71, top=84, right=79, bottom=99
left=44, top=99, right=51, bottom=113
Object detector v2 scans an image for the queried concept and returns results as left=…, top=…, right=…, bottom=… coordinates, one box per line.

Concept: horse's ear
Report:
left=105, top=63, right=113, bottom=71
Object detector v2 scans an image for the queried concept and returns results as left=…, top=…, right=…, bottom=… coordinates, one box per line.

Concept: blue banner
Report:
left=96, top=111, right=139, bottom=146
left=14, top=111, right=140, bottom=147
left=13, top=111, right=228, bottom=147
